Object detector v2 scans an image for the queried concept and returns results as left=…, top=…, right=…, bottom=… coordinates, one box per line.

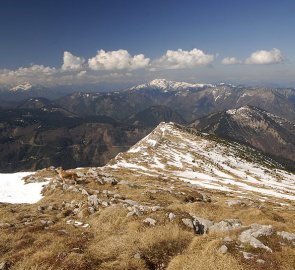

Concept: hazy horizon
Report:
left=1, top=0, right=295, bottom=88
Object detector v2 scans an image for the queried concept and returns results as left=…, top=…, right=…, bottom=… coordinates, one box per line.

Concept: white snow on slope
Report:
left=0, top=172, right=48, bottom=204
left=108, top=122, right=295, bottom=202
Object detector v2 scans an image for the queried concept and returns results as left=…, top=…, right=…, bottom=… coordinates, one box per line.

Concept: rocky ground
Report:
left=0, top=165, right=294, bottom=270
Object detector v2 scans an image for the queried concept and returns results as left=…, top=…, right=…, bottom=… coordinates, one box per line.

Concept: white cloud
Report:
left=245, top=48, right=284, bottom=65
left=62, top=51, right=85, bottom=70
left=152, top=48, right=214, bottom=70
left=221, top=57, right=241, bottom=65
left=88, top=49, right=150, bottom=71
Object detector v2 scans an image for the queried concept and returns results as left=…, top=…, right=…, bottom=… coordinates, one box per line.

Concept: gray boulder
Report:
left=88, top=195, right=100, bottom=207
left=168, top=212, right=176, bottom=222
left=218, top=245, right=228, bottom=254
left=192, top=216, right=214, bottom=234
left=210, top=219, right=242, bottom=232
left=182, top=218, right=194, bottom=229
left=239, top=224, right=274, bottom=252
left=277, top=231, right=295, bottom=246
left=143, top=218, right=157, bottom=226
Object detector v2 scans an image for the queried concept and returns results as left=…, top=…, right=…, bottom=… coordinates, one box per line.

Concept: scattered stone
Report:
left=199, top=193, right=211, bottom=202
left=226, top=199, right=242, bottom=207
left=117, top=180, right=130, bottom=185
left=0, top=223, right=12, bottom=229
left=256, top=259, right=265, bottom=264
left=151, top=206, right=161, bottom=212
left=134, top=252, right=141, bottom=259
left=57, top=229, right=69, bottom=235
left=182, top=218, right=194, bottom=229
left=103, top=176, right=118, bottom=185
left=223, top=236, right=233, bottom=242
left=192, top=216, right=214, bottom=234
left=71, top=247, right=83, bottom=254
left=124, top=199, right=139, bottom=206
left=88, top=207, right=96, bottom=214
left=101, top=201, right=109, bottom=207
left=63, top=184, right=70, bottom=191
left=218, top=245, right=228, bottom=254
left=81, top=189, right=89, bottom=196
left=242, top=251, right=255, bottom=260
left=239, top=224, right=274, bottom=252
left=87, top=168, right=98, bottom=177
left=143, top=218, right=156, bottom=226
left=37, top=205, right=45, bottom=212
left=0, top=261, right=9, bottom=270
left=277, top=231, right=295, bottom=246
left=210, top=219, right=242, bottom=232
left=168, top=212, right=176, bottom=222
left=88, top=195, right=100, bottom=207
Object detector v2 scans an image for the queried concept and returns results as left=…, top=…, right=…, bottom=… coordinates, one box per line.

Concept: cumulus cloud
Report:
left=152, top=48, right=214, bottom=70
left=62, top=51, right=85, bottom=70
left=245, top=48, right=284, bottom=65
left=221, top=57, right=242, bottom=65
left=88, top=49, right=150, bottom=71
left=0, top=65, right=57, bottom=85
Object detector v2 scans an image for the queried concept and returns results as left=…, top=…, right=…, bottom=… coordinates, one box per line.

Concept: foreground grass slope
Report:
left=0, top=123, right=294, bottom=270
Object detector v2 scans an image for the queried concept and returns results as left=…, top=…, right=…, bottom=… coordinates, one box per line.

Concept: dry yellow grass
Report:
left=0, top=167, right=294, bottom=270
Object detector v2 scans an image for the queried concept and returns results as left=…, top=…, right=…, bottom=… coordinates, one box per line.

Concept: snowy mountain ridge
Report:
left=108, top=122, right=295, bottom=202
left=129, top=79, right=214, bottom=92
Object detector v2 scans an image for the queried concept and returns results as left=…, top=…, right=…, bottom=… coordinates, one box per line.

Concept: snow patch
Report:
left=0, top=172, right=48, bottom=204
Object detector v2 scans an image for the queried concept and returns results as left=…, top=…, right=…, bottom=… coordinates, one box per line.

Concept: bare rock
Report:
left=124, top=199, right=139, bottom=206
left=239, top=224, right=274, bottom=252
left=226, top=199, right=242, bottom=207
left=168, top=212, right=176, bottom=222
left=182, top=218, right=194, bottom=229
left=218, top=245, right=228, bottom=254
left=88, top=195, right=100, bottom=207
left=277, top=231, right=295, bottom=246
left=0, top=223, right=12, bottom=229
left=0, top=261, right=10, bottom=270
left=210, top=219, right=242, bottom=232
left=192, top=216, right=214, bottom=234
left=143, top=218, right=157, bottom=226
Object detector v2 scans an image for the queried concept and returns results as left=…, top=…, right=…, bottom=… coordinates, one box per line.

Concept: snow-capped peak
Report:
left=108, top=122, right=295, bottom=202
left=129, top=79, right=213, bottom=92
left=10, top=82, right=33, bottom=91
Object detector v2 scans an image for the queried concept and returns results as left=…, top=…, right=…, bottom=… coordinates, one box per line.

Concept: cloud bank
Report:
left=222, top=48, right=284, bottom=65
left=88, top=49, right=150, bottom=71
left=245, top=48, right=284, bottom=64
left=0, top=48, right=288, bottom=86
left=152, top=48, right=214, bottom=70
left=221, top=57, right=241, bottom=65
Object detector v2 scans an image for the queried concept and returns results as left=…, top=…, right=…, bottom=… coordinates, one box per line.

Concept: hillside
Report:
left=190, top=106, right=295, bottom=162
left=0, top=122, right=294, bottom=270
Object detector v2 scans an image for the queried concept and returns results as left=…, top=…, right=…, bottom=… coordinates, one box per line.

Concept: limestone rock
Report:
left=182, top=218, right=194, bottom=229
left=218, top=245, right=228, bottom=254
left=277, top=231, right=295, bottom=246
left=210, top=219, right=242, bottom=232
left=239, top=224, right=274, bottom=252
left=143, top=218, right=156, bottom=226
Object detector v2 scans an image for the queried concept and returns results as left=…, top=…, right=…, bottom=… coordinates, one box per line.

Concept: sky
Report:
left=0, top=0, right=295, bottom=89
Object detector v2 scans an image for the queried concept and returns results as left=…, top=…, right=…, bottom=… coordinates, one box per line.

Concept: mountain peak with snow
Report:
left=129, top=79, right=214, bottom=92
left=108, top=121, right=295, bottom=201
left=10, top=82, right=33, bottom=91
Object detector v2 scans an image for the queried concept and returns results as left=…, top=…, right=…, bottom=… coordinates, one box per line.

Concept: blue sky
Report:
left=0, top=0, right=294, bottom=88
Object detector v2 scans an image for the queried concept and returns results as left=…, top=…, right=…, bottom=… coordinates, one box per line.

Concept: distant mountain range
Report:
left=0, top=79, right=295, bottom=172
left=190, top=105, right=295, bottom=163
